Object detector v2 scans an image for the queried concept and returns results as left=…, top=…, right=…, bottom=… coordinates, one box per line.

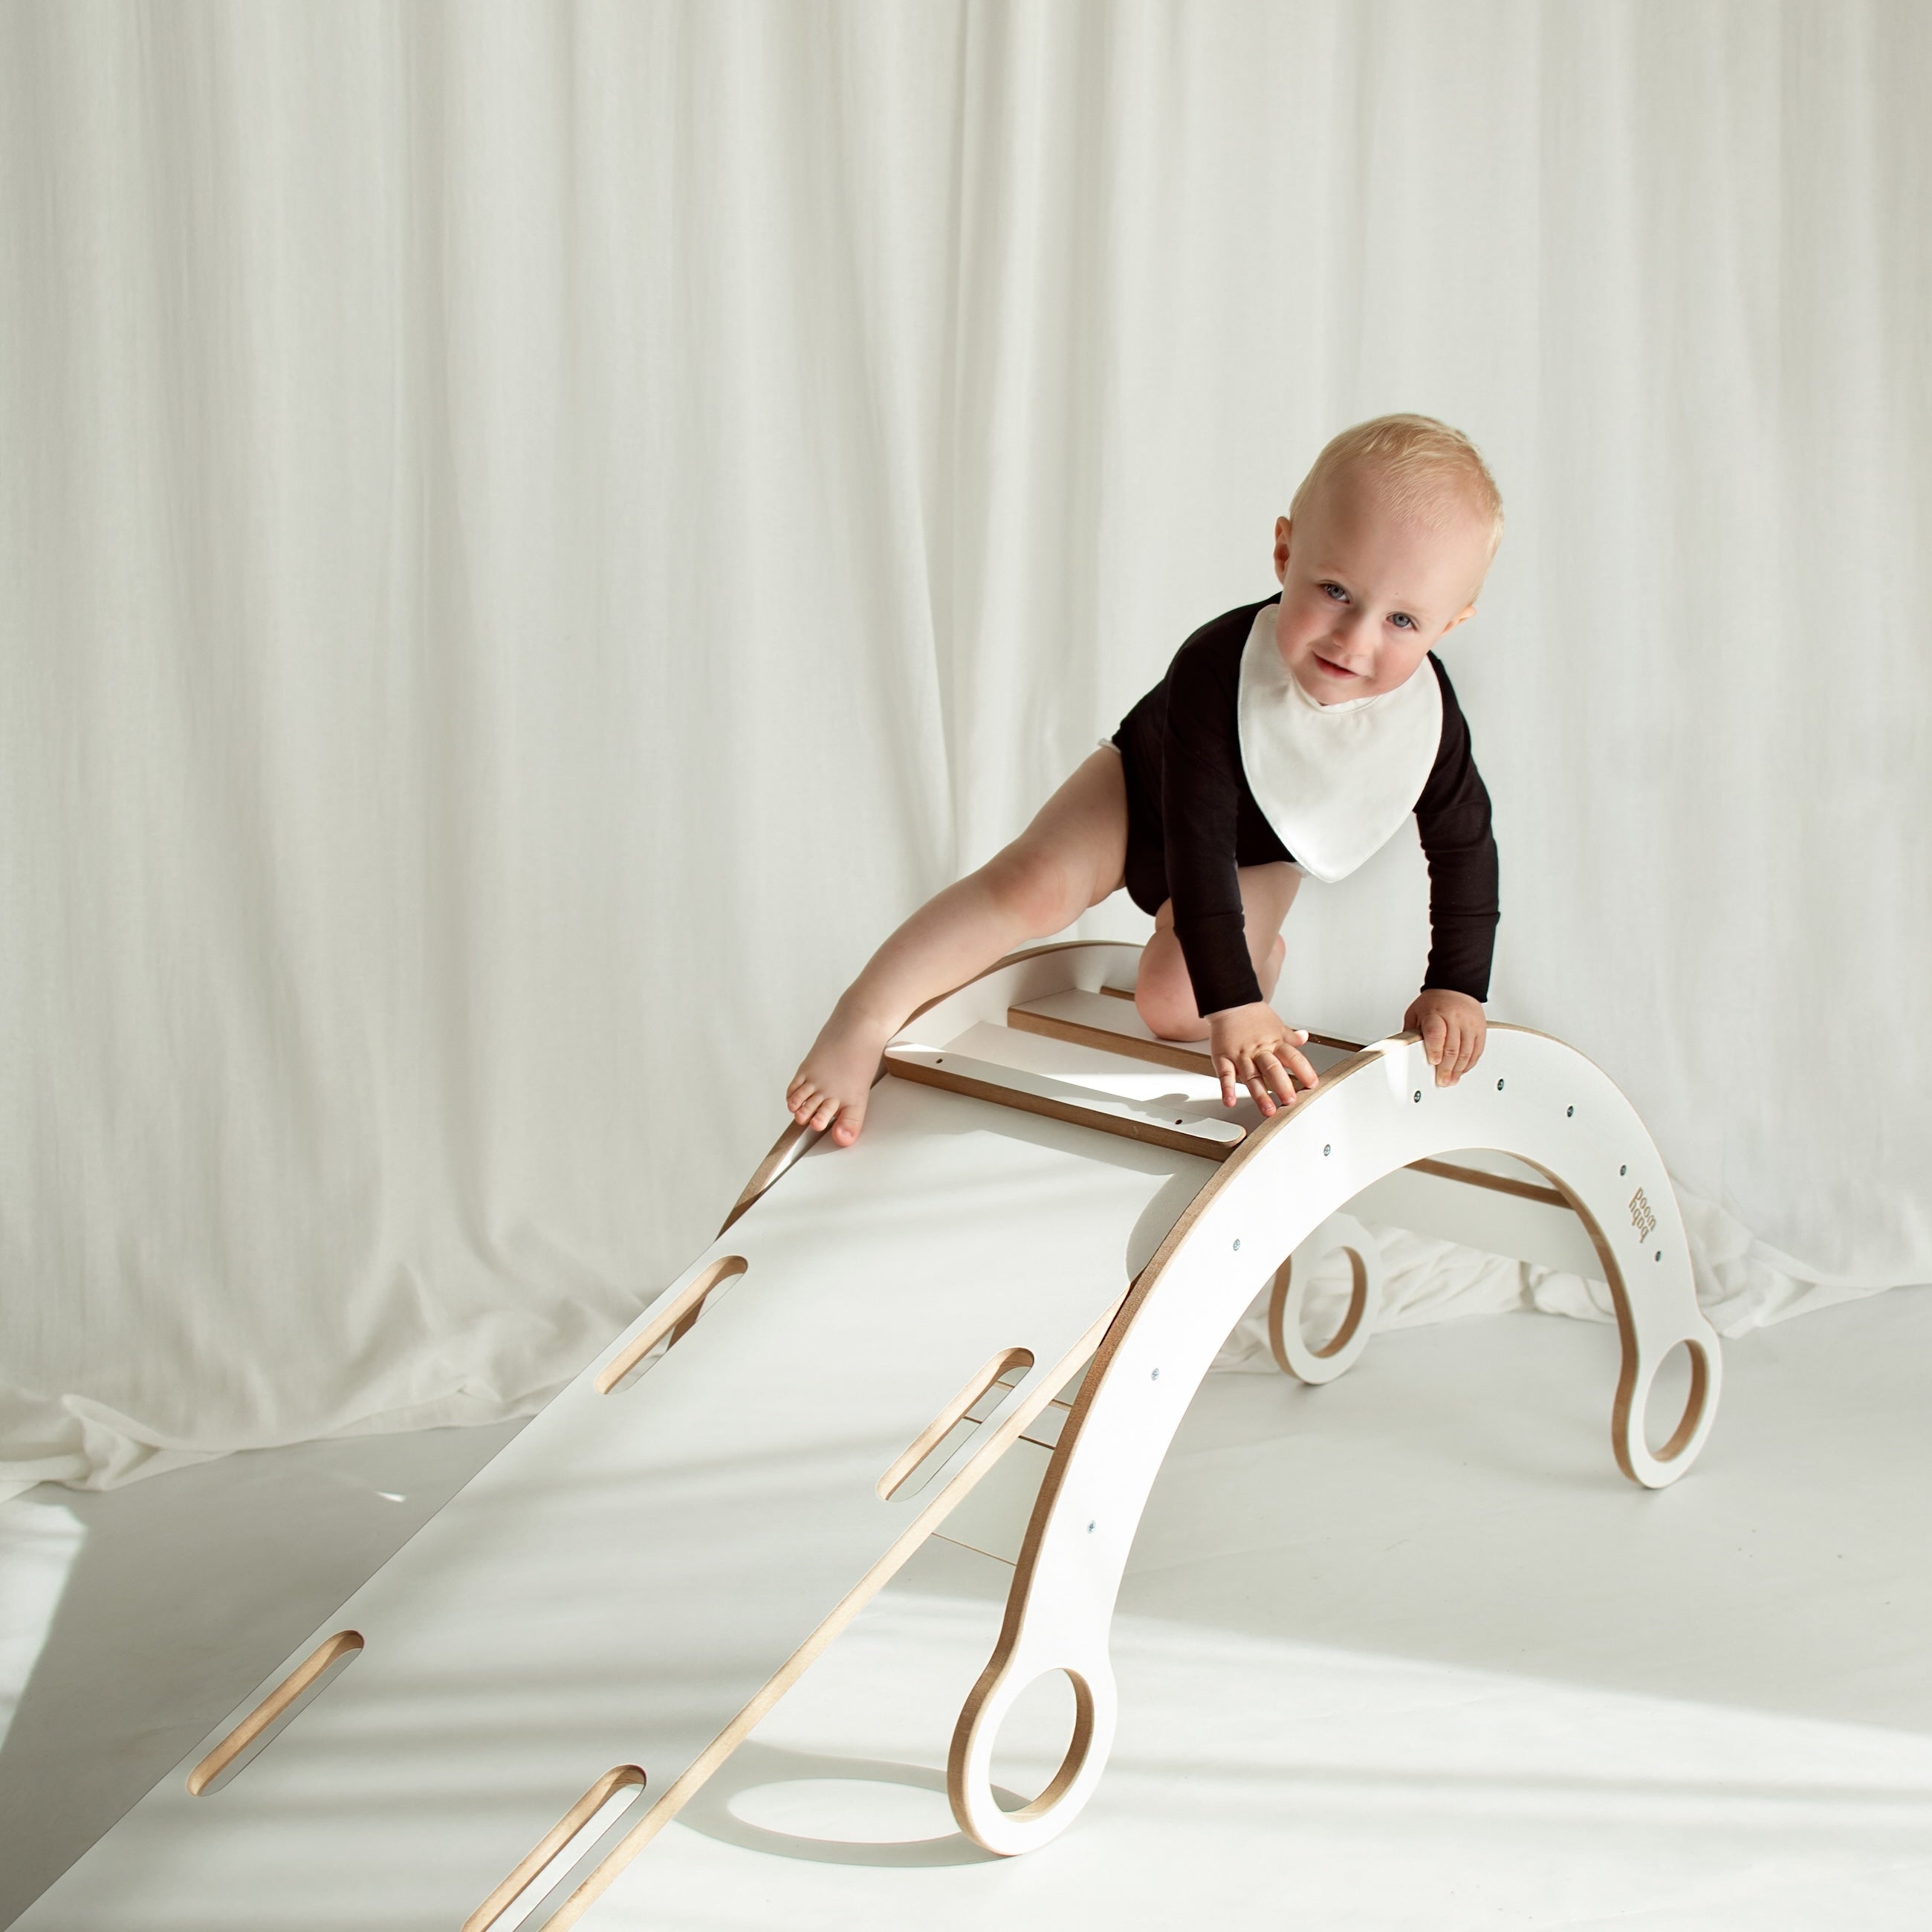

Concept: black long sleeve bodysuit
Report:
left=1111, top=597, right=1500, bottom=1017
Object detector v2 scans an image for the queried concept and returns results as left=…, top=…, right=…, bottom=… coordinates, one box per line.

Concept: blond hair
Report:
left=1291, top=414, right=1505, bottom=564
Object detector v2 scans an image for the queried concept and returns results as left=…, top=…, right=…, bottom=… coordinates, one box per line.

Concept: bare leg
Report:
left=788, top=749, right=1130, bottom=1145
left=1133, top=862, right=1302, bottom=1042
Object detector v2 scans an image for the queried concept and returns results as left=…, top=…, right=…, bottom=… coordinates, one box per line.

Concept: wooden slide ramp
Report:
left=17, top=941, right=1721, bottom=1926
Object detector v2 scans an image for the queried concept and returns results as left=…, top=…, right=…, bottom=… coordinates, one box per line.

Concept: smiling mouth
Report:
left=1313, top=654, right=1360, bottom=678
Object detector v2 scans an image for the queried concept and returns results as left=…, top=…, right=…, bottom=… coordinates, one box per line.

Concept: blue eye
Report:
left=1320, top=582, right=1348, bottom=602
left=1390, top=612, right=1416, bottom=631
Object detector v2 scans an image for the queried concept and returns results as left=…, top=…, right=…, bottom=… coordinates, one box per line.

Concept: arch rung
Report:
left=1011, top=990, right=1364, bottom=1062
left=884, top=1046, right=1244, bottom=1160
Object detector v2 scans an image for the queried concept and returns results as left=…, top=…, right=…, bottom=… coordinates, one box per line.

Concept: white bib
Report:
left=1235, top=602, right=1443, bottom=884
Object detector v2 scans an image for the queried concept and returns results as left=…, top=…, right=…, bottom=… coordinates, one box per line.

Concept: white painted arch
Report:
left=947, top=1008, right=1719, bottom=1855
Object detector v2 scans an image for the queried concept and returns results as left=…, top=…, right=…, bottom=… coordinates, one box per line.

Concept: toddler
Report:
left=788, top=414, right=1503, bottom=1147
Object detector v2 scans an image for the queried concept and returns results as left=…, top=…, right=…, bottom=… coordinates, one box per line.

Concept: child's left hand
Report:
left=1402, top=989, right=1486, bottom=1086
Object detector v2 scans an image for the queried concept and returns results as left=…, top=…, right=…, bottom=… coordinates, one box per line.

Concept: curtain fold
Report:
left=2, top=0, right=1926, bottom=1494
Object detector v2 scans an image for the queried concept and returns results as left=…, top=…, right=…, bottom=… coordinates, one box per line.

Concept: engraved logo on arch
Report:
left=1629, top=1187, right=1656, bottom=1242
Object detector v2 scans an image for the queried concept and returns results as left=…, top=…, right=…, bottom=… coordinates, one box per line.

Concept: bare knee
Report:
left=978, top=842, right=1086, bottom=938
left=1135, top=951, right=1206, bottom=1043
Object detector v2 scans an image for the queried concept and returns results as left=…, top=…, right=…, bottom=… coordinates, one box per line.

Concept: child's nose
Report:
left=1330, top=610, right=1373, bottom=657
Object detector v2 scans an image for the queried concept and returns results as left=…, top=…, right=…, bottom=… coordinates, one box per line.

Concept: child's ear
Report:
left=1273, top=515, right=1292, bottom=582
left=1439, top=600, right=1479, bottom=637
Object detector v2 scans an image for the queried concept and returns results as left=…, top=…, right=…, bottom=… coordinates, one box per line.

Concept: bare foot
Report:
left=787, top=1005, right=894, bottom=1147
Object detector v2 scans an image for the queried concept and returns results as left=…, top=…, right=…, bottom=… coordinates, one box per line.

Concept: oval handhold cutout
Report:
left=878, top=1347, right=1036, bottom=1502
left=464, top=1764, right=649, bottom=1932
left=187, top=1629, right=365, bottom=1796
left=596, top=1256, right=748, bottom=1394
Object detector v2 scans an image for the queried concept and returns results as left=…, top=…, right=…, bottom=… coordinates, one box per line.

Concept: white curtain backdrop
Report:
left=2, top=1, right=1928, bottom=1494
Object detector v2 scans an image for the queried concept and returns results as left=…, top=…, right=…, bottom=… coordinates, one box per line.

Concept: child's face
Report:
left=1271, top=470, right=1489, bottom=704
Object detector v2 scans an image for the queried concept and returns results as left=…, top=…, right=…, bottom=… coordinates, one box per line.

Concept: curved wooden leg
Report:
left=947, top=1654, right=1119, bottom=1856
left=1603, top=1242, right=1723, bottom=1487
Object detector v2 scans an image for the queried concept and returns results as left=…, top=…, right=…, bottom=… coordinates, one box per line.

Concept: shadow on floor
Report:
left=0, top=1420, right=524, bottom=1928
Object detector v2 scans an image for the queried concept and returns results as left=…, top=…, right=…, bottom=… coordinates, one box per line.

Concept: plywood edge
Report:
left=1005, top=1005, right=1212, bottom=1073
left=1084, top=985, right=1361, bottom=1053
left=718, top=1120, right=822, bottom=1235
left=724, top=944, right=1147, bottom=1236
left=538, top=1298, right=1129, bottom=1928
left=883, top=1050, right=1240, bottom=1161
left=184, top=1630, right=365, bottom=1798
left=1406, top=1155, right=1570, bottom=1208
left=463, top=1765, right=646, bottom=1932
left=956, top=1043, right=1390, bottom=1682
left=900, top=939, right=1141, bottom=1029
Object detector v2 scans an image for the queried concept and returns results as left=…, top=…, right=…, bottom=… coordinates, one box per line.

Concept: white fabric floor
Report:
left=4, top=1292, right=1930, bottom=1931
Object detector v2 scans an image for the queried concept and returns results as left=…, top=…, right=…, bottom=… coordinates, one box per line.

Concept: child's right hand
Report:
left=1207, top=1003, right=1319, bottom=1115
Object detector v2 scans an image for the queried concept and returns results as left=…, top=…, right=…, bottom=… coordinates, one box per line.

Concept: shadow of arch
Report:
left=675, top=1740, right=1005, bottom=1868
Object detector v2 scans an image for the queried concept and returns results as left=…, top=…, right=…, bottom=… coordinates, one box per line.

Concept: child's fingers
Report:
left=1222, top=1039, right=1323, bottom=1112
left=1422, top=1011, right=1448, bottom=1066
left=1252, top=1050, right=1293, bottom=1109
left=1232, top=1051, right=1269, bottom=1112
left=1457, top=1025, right=1487, bottom=1079
left=1437, top=1019, right=1483, bottom=1085
left=1230, top=1048, right=1277, bottom=1115
left=1276, top=1043, right=1320, bottom=1095
left=1253, top=1051, right=1299, bottom=1109
left=1214, top=1054, right=1240, bottom=1109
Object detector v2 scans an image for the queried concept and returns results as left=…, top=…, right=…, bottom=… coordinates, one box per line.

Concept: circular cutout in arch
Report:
left=989, top=1667, right=1095, bottom=1822
left=1638, top=1337, right=1713, bottom=1464
left=948, top=1657, right=1118, bottom=1856
left=1268, top=1212, right=1384, bottom=1384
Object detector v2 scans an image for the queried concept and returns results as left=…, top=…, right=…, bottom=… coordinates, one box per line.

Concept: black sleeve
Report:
left=1160, top=621, right=1265, bottom=1015
left=1413, top=655, right=1500, bottom=1001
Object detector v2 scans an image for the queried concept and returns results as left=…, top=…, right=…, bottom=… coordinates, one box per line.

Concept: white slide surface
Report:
left=17, top=1066, right=1212, bottom=1930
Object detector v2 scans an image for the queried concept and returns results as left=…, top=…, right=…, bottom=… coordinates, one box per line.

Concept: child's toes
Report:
left=831, top=1103, right=863, bottom=1146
